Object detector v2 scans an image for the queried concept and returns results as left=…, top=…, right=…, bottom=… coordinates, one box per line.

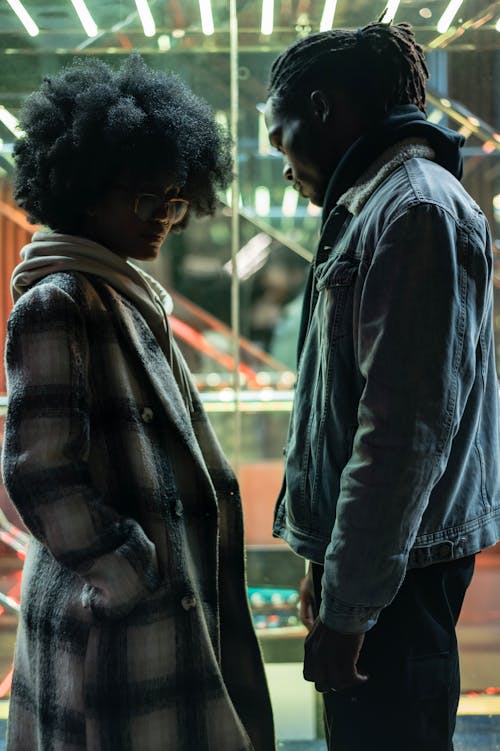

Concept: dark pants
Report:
left=312, top=555, right=475, bottom=751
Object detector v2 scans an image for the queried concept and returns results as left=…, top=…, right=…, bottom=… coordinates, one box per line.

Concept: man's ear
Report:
left=310, top=90, right=331, bottom=124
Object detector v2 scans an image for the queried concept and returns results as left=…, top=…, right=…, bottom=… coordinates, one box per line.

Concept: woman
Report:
left=1, top=55, right=275, bottom=751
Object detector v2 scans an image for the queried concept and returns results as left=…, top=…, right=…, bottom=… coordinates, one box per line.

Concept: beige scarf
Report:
left=11, top=230, right=194, bottom=413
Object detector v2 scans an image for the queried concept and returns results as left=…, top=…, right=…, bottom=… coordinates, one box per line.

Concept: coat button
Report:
left=141, top=407, right=154, bottom=423
left=181, top=594, right=197, bottom=611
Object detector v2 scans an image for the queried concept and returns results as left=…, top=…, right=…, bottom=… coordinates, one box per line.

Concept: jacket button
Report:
left=181, top=594, right=197, bottom=611
left=175, top=499, right=184, bottom=517
left=141, top=407, right=154, bottom=423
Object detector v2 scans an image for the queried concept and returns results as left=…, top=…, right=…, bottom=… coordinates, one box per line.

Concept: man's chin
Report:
left=308, top=193, right=325, bottom=208
left=305, top=182, right=327, bottom=208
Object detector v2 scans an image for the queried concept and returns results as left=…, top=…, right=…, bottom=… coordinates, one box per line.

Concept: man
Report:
left=265, top=21, right=500, bottom=751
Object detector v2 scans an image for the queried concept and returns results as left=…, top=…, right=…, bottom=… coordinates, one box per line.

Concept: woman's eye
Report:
left=268, top=145, right=283, bottom=158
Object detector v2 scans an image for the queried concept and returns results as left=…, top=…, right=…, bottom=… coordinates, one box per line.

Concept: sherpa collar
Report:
left=337, top=138, right=435, bottom=217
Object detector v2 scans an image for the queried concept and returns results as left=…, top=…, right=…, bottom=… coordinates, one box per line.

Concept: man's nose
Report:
left=283, top=162, right=293, bottom=182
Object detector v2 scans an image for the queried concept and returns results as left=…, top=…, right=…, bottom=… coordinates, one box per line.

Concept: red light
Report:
left=0, top=667, right=13, bottom=698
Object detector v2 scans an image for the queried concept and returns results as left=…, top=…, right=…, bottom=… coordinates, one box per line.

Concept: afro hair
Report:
left=14, top=53, right=233, bottom=233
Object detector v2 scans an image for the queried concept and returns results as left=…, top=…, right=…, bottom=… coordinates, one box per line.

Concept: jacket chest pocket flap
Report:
left=315, top=255, right=358, bottom=291
left=315, top=256, right=358, bottom=341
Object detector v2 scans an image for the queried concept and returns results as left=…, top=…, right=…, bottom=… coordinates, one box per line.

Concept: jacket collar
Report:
left=321, top=104, right=464, bottom=224
left=337, top=139, right=435, bottom=216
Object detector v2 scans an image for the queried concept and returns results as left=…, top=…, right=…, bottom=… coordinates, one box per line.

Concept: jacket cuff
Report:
left=319, top=595, right=380, bottom=634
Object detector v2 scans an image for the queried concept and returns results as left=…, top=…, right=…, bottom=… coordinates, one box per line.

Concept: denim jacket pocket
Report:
left=314, top=258, right=358, bottom=349
left=315, top=257, right=358, bottom=292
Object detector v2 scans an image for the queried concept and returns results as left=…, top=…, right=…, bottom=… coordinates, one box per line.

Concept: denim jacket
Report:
left=273, top=139, right=500, bottom=633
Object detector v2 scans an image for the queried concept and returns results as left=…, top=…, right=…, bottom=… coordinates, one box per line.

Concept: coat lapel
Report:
left=102, top=284, right=216, bottom=492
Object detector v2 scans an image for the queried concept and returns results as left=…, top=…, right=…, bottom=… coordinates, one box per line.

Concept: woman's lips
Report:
left=141, top=231, right=166, bottom=243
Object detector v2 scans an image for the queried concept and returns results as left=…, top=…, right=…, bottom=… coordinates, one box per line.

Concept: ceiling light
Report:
left=419, top=7, right=432, bottom=19
left=225, top=189, right=242, bottom=208
left=255, top=186, right=270, bottom=216
left=157, top=34, right=171, bottom=51
left=135, top=0, right=155, bottom=36
left=223, top=233, right=272, bottom=280
left=319, top=0, right=337, bottom=31
left=216, top=110, right=228, bottom=129
left=496, top=17, right=500, bottom=31
left=427, top=109, right=444, bottom=124
left=437, top=0, right=464, bottom=34
left=199, top=0, right=214, bottom=36
left=282, top=186, right=299, bottom=217
left=258, top=111, right=270, bottom=155
left=0, top=106, right=23, bottom=137
left=261, top=0, right=274, bottom=35
left=457, top=126, right=472, bottom=138
left=381, top=0, right=400, bottom=24
left=70, top=0, right=98, bottom=37
left=307, top=203, right=321, bottom=216
left=5, top=0, right=39, bottom=36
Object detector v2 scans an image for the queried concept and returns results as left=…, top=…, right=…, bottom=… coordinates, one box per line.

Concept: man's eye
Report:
left=268, top=145, right=283, bottom=158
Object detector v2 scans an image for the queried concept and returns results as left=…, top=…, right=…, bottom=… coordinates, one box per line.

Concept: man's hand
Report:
left=299, top=564, right=315, bottom=632
left=303, top=617, right=369, bottom=692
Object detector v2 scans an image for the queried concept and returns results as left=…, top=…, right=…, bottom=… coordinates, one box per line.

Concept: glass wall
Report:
left=0, top=0, right=499, bottom=743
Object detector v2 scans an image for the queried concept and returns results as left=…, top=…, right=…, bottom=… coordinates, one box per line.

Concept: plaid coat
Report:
left=2, top=271, right=275, bottom=751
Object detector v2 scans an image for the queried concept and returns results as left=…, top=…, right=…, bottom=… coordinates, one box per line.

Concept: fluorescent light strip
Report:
left=199, top=0, right=214, bottom=36
left=135, top=0, right=155, bottom=37
left=255, top=186, right=270, bottom=216
left=0, top=106, right=23, bottom=137
left=71, top=0, right=98, bottom=37
left=258, top=111, right=269, bottom=155
left=5, top=0, right=39, bottom=36
left=261, top=0, right=274, bottom=35
left=381, top=0, right=400, bottom=24
left=319, top=0, right=337, bottom=31
left=437, top=0, right=464, bottom=34
left=224, top=233, right=272, bottom=280
left=496, top=17, right=500, bottom=31
left=282, top=186, right=299, bottom=217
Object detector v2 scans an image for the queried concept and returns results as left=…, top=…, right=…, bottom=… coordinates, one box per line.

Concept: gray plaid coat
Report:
left=2, top=271, right=275, bottom=751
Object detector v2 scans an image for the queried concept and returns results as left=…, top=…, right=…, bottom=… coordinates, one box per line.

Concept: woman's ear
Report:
left=309, top=90, right=331, bottom=124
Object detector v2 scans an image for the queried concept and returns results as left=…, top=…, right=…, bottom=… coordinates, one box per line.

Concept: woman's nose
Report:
left=152, top=200, right=172, bottom=223
left=283, top=162, right=293, bottom=182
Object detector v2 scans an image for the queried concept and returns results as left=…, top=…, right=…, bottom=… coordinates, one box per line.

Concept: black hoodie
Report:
left=296, top=104, right=465, bottom=362
left=321, top=104, right=464, bottom=225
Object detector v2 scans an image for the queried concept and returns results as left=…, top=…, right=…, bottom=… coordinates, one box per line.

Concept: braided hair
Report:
left=268, top=22, right=428, bottom=118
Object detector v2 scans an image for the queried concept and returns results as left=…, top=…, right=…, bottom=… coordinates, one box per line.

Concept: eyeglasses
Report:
left=114, top=183, right=190, bottom=224
left=133, top=194, right=190, bottom=224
